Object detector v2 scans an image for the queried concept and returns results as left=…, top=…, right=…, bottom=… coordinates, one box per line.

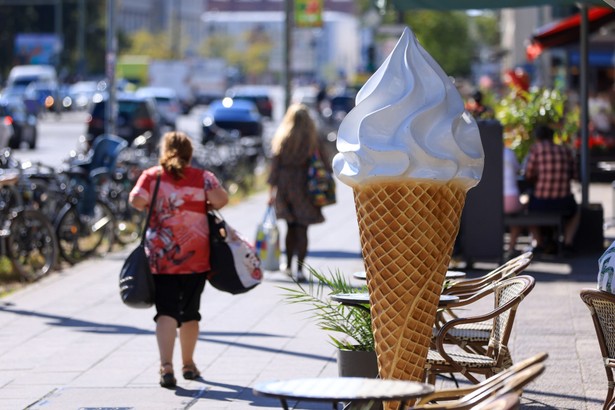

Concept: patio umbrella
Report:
left=527, top=7, right=615, bottom=61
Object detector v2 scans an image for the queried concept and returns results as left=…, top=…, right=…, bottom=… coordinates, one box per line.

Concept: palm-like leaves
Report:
left=280, top=267, right=374, bottom=351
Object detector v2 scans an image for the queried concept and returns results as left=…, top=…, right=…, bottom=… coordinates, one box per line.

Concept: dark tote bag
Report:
left=207, top=210, right=262, bottom=295
left=119, top=173, right=161, bottom=308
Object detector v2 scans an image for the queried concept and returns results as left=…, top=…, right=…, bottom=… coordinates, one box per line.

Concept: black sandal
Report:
left=160, top=363, right=177, bottom=388
left=182, top=363, right=201, bottom=380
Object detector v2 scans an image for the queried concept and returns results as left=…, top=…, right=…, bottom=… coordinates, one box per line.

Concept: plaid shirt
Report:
left=524, top=140, right=578, bottom=199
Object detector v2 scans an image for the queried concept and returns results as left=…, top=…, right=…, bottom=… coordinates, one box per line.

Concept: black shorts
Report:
left=153, top=273, right=207, bottom=327
left=528, top=194, right=577, bottom=217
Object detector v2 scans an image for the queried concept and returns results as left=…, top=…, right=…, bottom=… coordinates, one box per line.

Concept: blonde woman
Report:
left=129, top=131, right=228, bottom=388
left=268, top=104, right=327, bottom=282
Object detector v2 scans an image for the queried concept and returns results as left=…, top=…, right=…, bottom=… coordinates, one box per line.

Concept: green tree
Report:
left=472, top=12, right=500, bottom=47
left=404, top=11, right=473, bottom=77
left=0, top=2, right=108, bottom=80
left=199, top=30, right=272, bottom=82
left=122, top=28, right=192, bottom=60
left=124, top=30, right=173, bottom=59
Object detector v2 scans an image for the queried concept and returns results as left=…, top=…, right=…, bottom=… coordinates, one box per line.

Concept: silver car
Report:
left=135, top=87, right=181, bottom=129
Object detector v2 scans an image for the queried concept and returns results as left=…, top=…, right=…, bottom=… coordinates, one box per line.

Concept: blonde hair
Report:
left=271, top=104, right=318, bottom=157
left=159, top=131, right=193, bottom=179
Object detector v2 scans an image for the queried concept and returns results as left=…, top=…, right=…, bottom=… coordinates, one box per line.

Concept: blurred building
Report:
left=201, top=11, right=359, bottom=84
left=117, top=0, right=204, bottom=56
left=501, top=5, right=615, bottom=92
left=202, top=0, right=359, bottom=84
left=114, top=0, right=360, bottom=85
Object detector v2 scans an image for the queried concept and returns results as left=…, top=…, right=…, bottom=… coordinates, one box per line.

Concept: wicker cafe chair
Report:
left=425, top=275, right=536, bottom=385
left=470, top=393, right=520, bottom=410
left=580, top=289, right=615, bottom=410
left=412, top=353, right=549, bottom=410
left=434, top=256, right=532, bottom=364
left=443, top=252, right=533, bottom=297
left=411, top=352, right=547, bottom=410
left=469, top=362, right=546, bottom=410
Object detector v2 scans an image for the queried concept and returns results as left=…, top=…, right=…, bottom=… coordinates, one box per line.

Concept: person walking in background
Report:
left=503, top=146, right=524, bottom=259
left=524, top=124, right=580, bottom=255
left=129, top=131, right=228, bottom=388
left=268, top=104, right=326, bottom=282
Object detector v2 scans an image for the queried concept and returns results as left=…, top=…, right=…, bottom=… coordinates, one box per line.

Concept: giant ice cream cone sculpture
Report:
left=332, top=27, right=484, bottom=402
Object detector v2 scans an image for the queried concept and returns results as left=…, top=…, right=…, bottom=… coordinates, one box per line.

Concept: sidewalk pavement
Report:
left=0, top=181, right=612, bottom=410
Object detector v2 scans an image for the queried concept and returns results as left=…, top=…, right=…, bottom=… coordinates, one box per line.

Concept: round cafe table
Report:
left=253, top=377, right=434, bottom=410
left=353, top=270, right=466, bottom=281
left=331, top=292, right=459, bottom=312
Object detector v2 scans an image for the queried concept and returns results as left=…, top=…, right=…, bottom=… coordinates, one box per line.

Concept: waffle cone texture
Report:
left=354, top=181, right=467, bottom=387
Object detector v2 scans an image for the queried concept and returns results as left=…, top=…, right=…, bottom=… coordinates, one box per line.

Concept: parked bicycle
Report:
left=0, top=169, right=58, bottom=281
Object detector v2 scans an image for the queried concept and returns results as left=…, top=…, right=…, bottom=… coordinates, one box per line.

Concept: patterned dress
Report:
left=268, top=144, right=325, bottom=226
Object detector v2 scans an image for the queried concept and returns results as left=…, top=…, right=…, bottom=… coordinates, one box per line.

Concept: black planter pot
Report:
left=337, top=348, right=379, bottom=378
left=337, top=348, right=381, bottom=410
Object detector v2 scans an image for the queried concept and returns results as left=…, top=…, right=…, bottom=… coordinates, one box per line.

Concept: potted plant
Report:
left=493, top=86, right=579, bottom=162
left=280, top=267, right=378, bottom=378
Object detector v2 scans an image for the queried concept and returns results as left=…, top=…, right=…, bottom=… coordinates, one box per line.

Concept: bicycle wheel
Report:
left=114, top=205, right=144, bottom=245
left=7, top=209, right=59, bottom=282
left=55, top=201, right=115, bottom=264
left=106, top=178, right=144, bottom=245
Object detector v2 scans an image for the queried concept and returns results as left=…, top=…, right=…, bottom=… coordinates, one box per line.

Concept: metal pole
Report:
left=579, top=3, right=589, bottom=208
left=284, top=0, right=293, bottom=110
left=54, top=0, right=63, bottom=75
left=172, top=0, right=181, bottom=59
left=77, top=0, right=85, bottom=78
left=106, top=0, right=117, bottom=136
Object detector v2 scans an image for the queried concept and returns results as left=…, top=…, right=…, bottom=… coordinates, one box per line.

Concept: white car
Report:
left=67, top=81, right=104, bottom=111
left=135, top=87, right=181, bottom=129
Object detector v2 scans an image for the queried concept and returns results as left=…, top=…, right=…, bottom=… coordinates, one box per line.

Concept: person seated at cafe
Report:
left=524, top=124, right=580, bottom=255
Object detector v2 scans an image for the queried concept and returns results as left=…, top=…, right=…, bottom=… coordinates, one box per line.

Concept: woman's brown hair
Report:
left=159, top=131, right=193, bottom=179
left=271, top=103, right=318, bottom=158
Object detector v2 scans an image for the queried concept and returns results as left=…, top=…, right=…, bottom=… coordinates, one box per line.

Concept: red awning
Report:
left=526, top=7, right=615, bottom=61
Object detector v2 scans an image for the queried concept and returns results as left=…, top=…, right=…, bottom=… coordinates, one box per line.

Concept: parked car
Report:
left=200, top=98, right=263, bottom=144
left=0, top=97, right=37, bottom=149
left=66, top=81, right=104, bottom=111
left=194, top=91, right=224, bottom=107
left=86, top=93, right=161, bottom=153
left=135, top=86, right=181, bottom=129
left=225, top=87, right=273, bottom=119
left=1, top=85, right=41, bottom=116
left=323, top=93, right=356, bottom=126
left=25, top=81, right=61, bottom=115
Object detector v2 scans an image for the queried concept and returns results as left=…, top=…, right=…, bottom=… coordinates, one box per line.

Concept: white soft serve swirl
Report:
left=332, top=27, right=484, bottom=190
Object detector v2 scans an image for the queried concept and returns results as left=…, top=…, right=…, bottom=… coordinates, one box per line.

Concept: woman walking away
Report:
left=129, top=131, right=228, bottom=388
left=268, top=104, right=327, bottom=283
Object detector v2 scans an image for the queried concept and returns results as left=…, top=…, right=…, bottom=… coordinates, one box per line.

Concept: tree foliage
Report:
left=404, top=11, right=473, bottom=78
left=199, top=30, right=273, bottom=82
left=122, top=28, right=193, bottom=60
left=494, top=87, right=579, bottom=161
left=0, top=2, right=107, bottom=81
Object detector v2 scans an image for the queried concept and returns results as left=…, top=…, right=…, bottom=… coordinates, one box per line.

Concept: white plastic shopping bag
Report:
left=255, top=205, right=281, bottom=271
